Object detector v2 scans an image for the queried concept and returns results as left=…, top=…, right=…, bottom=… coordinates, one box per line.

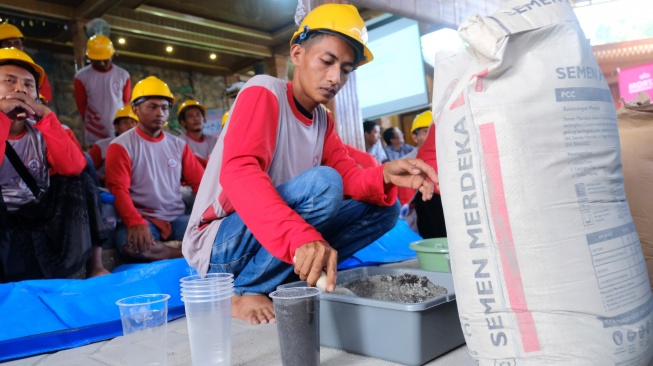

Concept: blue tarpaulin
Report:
left=0, top=259, right=193, bottom=361
left=338, top=219, right=420, bottom=269
left=0, top=220, right=418, bottom=361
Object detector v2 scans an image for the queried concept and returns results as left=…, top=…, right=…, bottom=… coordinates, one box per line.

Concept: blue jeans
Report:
left=115, top=214, right=190, bottom=254
left=209, top=166, right=399, bottom=295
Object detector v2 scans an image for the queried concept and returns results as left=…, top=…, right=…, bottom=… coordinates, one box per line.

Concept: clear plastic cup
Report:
left=180, top=273, right=234, bottom=288
left=181, top=274, right=234, bottom=366
left=269, top=287, right=322, bottom=366
left=181, top=291, right=235, bottom=303
left=115, top=294, right=170, bottom=366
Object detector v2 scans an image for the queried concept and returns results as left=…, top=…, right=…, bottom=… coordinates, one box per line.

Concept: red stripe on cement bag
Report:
left=480, top=122, right=540, bottom=353
left=434, top=0, right=653, bottom=364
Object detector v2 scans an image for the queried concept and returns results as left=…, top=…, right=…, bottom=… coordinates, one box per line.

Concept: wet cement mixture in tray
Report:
left=342, top=274, right=448, bottom=303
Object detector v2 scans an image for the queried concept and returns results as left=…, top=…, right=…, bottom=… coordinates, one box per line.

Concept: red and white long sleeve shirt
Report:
left=183, top=75, right=397, bottom=275
left=105, top=127, right=205, bottom=227
left=74, top=64, right=130, bottom=145
left=0, top=113, right=86, bottom=211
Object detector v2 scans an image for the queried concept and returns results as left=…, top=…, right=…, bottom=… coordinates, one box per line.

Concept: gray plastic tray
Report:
left=279, top=266, right=465, bottom=366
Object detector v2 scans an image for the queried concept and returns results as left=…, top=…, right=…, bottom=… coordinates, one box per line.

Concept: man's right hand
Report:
left=126, top=225, right=154, bottom=254
left=0, top=97, right=36, bottom=121
left=293, top=241, right=338, bottom=292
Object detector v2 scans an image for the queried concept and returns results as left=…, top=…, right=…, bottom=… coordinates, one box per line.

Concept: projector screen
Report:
left=356, top=17, right=429, bottom=119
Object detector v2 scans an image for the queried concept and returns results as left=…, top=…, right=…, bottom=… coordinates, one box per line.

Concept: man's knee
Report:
left=308, top=166, right=343, bottom=214
left=381, top=200, right=401, bottom=227
left=306, top=166, right=343, bottom=192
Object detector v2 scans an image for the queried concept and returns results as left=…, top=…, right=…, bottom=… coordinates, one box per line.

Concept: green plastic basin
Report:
left=409, top=238, right=450, bottom=272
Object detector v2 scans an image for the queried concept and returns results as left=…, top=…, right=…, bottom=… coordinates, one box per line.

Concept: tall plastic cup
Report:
left=269, top=287, right=322, bottom=366
left=181, top=274, right=234, bottom=366
left=115, top=294, right=170, bottom=366
left=180, top=273, right=233, bottom=286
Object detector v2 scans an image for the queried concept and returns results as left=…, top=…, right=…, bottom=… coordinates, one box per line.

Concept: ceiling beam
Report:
left=103, top=17, right=271, bottom=59
left=115, top=49, right=231, bottom=72
left=0, top=0, right=73, bottom=20
left=269, top=23, right=298, bottom=55
left=76, top=0, right=127, bottom=19
left=104, top=8, right=272, bottom=58
left=135, top=5, right=272, bottom=41
left=29, top=38, right=230, bottom=74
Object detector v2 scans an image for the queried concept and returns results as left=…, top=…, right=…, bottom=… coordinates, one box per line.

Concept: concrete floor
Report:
left=4, top=260, right=476, bottom=366
left=4, top=316, right=474, bottom=366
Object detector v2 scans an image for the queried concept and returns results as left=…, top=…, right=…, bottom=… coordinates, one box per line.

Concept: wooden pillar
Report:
left=69, top=20, right=87, bottom=72
left=264, top=54, right=290, bottom=79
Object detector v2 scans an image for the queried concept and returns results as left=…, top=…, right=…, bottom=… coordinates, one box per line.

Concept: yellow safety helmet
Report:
left=0, top=23, right=24, bottom=41
left=290, top=4, right=373, bottom=67
left=86, top=35, right=115, bottom=61
left=221, top=111, right=229, bottom=128
left=113, top=105, right=139, bottom=124
left=177, top=99, right=206, bottom=120
left=131, top=76, right=175, bottom=104
left=0, top=48, right=45, bottom=87
left=411, top=110, right=433, bottom=134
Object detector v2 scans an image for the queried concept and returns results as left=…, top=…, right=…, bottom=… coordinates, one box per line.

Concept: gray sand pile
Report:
left=342, top=274, right=448, bottom=303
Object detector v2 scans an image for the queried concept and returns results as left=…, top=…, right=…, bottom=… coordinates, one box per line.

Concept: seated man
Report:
left=106, top=76, right=205, bottom=261
left=363, top=120, right=387, bottom=164
left=178, top=99, right=218, bottom=167
left=89, top=105, right=138, bottom=186
left=183, top=4, right=438, bottom=325
left=383, top=126, right=415, bottom=161
left=0, top=48, right=107, bottom=282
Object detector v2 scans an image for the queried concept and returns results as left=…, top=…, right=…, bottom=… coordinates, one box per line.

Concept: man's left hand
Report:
left=383, top=158, right=439, bottom=201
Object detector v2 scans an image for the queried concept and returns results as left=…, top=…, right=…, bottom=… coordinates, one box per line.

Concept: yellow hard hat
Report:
left=113, top=105, right=139, bottom=124
left=177, top=99, right=206, bottom=120
left=0, top=48, right=45, bottom=87
left=0, top=23, right=24, bottom=41
left=411, top=110, right=433, bottom=134
left=222, top=111, right=229, bottom=128
left=86, top=35, right=115, bottom=61
left=290, top=4, right=373, bottom=67
left=131, top=76, right=175, bottom=104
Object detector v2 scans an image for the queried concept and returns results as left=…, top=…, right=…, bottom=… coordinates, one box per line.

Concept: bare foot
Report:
left=123, top=241, right=183, bottom=261
left=232, top=294, right=276, bottom=325
left=86, top=246, right=111, bottom=278
left=88, top=267, right=111, bottom=278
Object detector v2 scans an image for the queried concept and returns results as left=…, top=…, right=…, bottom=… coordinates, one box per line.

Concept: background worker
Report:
left=363, top=120, right=387, bottom=164
left=414, top=117, right=447, bottom=239
left=74, top=35, right=130, bottom=146
left=178, top=99, right=218, bottom=167
left=0, top=23, right=53, bottom=103
left=383, top=126, right=415, bottom=161
left=183, top=4, right=438, bottom=325
left=106, top=76, right=204, bottom=262
left=410, top=110, right=431, bottom=149
left=397, top=111, right=432, bottom=206
left=89, top=105, right=138, bottom=186
left=0, top=48, right=108, bottom=281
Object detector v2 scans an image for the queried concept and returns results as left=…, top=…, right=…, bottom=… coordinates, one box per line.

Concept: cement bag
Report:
left=435, top=1, right=653, bottom=364
left=618, top=92, right=653, bottom=291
